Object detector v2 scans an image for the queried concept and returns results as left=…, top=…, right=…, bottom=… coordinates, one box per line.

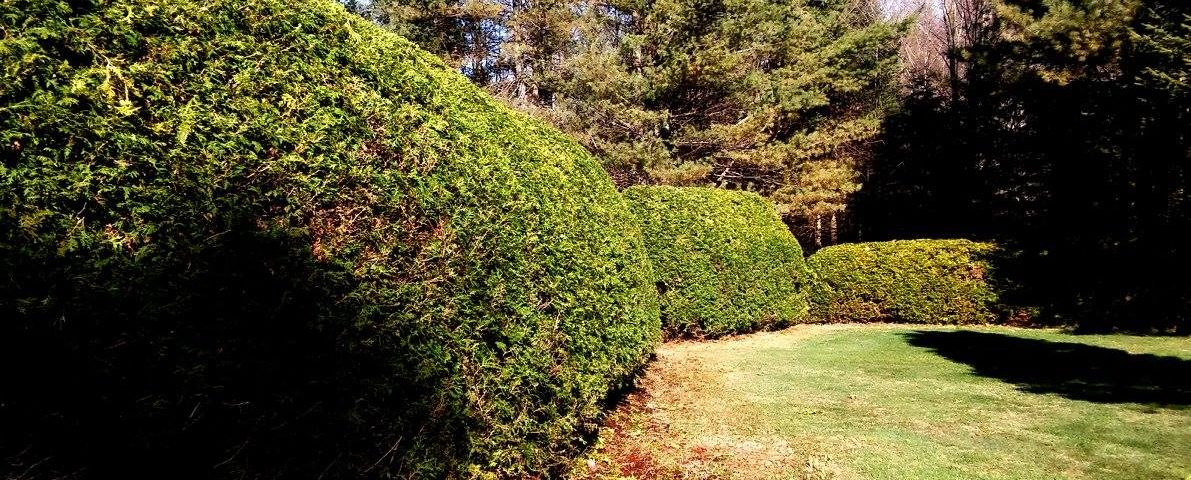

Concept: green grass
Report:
left=581, top=325, right=1191, bottom=479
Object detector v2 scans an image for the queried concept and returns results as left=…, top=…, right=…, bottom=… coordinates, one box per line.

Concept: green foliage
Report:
left=807, top=240, right=1005, bottom=324
left=556, top=0, right=906, bottom=218
left=0, top=0, right=659, bottom=477
left=1132, top=6, right=1189, bottom=98
left=353, top=0, right=907, bottom=222
left=623, top=186, right=811, bottom=337
left=357, top=0, right=579, bottom=102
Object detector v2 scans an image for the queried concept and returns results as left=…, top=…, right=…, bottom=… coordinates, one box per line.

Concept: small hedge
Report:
left=623, top=186, right=811, bottom=337
left=807, top=239, right=1004, bottom=324
left=0, top=1, right=659, bottom=477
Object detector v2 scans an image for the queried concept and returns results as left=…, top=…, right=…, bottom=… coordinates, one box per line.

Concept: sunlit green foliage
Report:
left=353, top=0, right=906, bottom=227
left=808, top=240, right=1005, bottom=324
left=623, top=186, right=811, bottom=337
left=0, top=0, right=659, bottom=477
left=558, top=0, right=905, bottom=222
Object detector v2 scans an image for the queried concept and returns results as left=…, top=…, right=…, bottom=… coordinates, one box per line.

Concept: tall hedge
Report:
left=0, top=0, right=660, bottom=477
left=623, top=186, right=811, bottom=337
left=807, top=239, right=1004, bottom=324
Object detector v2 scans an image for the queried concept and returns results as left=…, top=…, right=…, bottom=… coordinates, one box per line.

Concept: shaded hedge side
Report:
left=623, top=186, right=811, bottom=337
left=0, top=0, right=659, bottom=477
left=807, top=239, right=1005, bottom=324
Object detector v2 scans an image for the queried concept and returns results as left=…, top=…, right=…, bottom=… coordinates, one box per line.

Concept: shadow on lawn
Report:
left=903, top=330, right=1191, bottom=406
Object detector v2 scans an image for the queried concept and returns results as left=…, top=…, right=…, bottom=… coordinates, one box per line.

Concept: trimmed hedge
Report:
left=807, top=239, right=1003, bottom=324
left=623, top=186, right=811, bottom=337
left=0, top=1, right=659, bottom=478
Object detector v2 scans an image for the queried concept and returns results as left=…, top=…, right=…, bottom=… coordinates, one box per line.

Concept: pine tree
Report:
left=860, top=0, right=1190, bottom=329
left=554, top=0, right=906, bottom=234
left=352, top=0, right=908, bottom=237
left=360, top=0, right=504, bottom=83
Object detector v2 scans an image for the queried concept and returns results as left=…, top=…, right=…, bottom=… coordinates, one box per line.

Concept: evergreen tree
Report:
left=859, top=0, right=1190, bottom=330
left=498, top=0, right=577, bottom=104
left=352, top=0, right=906, bottom=239
left=358, top=0, right=505, bottom=83
left=554, top=0, right=906, bottom=242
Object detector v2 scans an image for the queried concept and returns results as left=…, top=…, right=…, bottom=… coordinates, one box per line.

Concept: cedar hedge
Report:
left=0, top=0, right=660, bottom=477
left=623, top=186, right=811, bottom=337
left=807, top=239, right=1004, bottom=324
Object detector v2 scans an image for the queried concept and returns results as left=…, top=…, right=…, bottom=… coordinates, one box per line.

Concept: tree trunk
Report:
left=830, top=212, right=838, bottom=245
left=814, top=214, right=823, bottom=248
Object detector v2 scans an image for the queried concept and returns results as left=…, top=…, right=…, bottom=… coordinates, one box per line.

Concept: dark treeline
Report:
left=353, top=0, right=1189, bottom=331
left=856, top=0, right=1189, bottom=330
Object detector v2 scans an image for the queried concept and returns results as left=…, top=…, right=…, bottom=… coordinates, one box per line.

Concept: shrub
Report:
left=807, top=239, right=1005, bottom=324
left=623, top=186, right=811, bottom=337
left=0, top=0, right=659, bottom=477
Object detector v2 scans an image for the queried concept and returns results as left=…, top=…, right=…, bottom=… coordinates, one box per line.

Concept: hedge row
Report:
left=620, top=189, right=1009, bottom=332
left=0, top=0, right=659, bottom=477
left=623, top=186, right=811, bottom=337
left=0, top=0, right=1022, bottom=476
left=807, top=239, right=1005, bottom=324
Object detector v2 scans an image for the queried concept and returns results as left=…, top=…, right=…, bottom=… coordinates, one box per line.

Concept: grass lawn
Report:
left=576, top=324, right=1191, bottom=479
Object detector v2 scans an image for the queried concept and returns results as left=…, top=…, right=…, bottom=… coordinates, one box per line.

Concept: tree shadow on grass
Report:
left=902, top=330, right=1191, bottom=406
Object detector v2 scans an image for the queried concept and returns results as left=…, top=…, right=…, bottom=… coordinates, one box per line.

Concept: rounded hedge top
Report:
left=807, top=239, right=1003, bottom=324
left=623, top=186, right=811, bottom=337
left=0, top=0, right=658, bottom=477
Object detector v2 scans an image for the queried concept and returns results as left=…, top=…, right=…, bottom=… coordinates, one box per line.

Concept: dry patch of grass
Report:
left=572, top=324, right=1191, bottom=480
left=576, top=326, right=857, bottom=480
